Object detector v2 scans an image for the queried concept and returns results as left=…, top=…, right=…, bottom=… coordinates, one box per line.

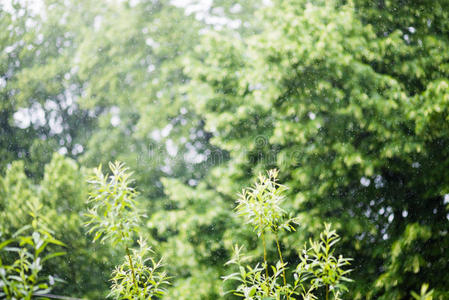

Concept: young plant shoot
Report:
left=0, top=201, right=66, bottom=299
left=225, top=169, right=352, bottom=300
left=85, top=161, right=168, bottom=299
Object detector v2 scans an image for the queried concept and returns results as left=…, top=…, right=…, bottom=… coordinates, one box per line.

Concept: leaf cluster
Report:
left=85, top=161, right=142, bottom=245
left=224, top=224, right=352, bottom=300
left=224, top=245, right=291, bottom=299
left=411, top=283, right=434, bottom=300
left=85, top=161, right=169, bottom=299
left=109, top=237, right=169, bottom=300
left=236, top=169, right=298, bottom=237
left=225, top=172, right=352, bottom=300
left=0, top=226, right=65, bottom=299
left=294, top=224, right=352, bottom=300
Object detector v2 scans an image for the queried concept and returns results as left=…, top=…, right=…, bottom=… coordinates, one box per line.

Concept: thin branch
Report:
left=275, top=234, right=288, bottom=300
left=126, top=246, right=138, bottom=292
left=36, top=294, right=85, bottom=300
left=262, top=230, right=268, bottom=279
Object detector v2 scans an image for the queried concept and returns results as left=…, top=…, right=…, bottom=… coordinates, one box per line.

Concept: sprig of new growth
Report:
left=109, top=237, right=169, bottom=299
left=236, top=169, right=298, bottom=236
left=85, top=161, right=141, bottom=245
left=235, top=169, right=297, bottom=294
left=225, top=170, right=352, bottom=300
left=85, top=161, right=168, bottom=299
left=411, top=283, right=434, bottom=300
left=0, top=202, right=66, bottom=299
left=223, top=244, right=291, bottom=299
left=295, top=224, right=353, bottom=300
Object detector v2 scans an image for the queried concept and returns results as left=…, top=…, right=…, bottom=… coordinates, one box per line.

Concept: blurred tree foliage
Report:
left=0, top=154, right=115, bottom=298
left=181, top=0, right=449, bottom=299
left=1, top=0, right=449, bottom=299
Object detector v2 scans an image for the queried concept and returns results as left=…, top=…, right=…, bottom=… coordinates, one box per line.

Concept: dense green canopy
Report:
left=1, top=0, right=448, bottom=299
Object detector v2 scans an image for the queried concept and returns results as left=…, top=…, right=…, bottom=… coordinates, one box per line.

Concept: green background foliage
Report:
left=1, top=0, right=448, bottom=299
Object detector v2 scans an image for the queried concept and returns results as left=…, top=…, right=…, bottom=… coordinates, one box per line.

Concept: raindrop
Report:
left=444, top=194, right=449, bottom=205
left=360, top=177, right=371, bottom=187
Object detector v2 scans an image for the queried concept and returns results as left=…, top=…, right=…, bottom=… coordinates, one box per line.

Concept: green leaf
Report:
left=42, top=252, right=67, bottom=263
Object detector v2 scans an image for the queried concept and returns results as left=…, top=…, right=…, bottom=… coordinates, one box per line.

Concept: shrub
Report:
left=0, top=203, right=65, bottom=299
left=85, top=161, right=169, bottom=299
left=224, top=170, right=352, bottom=300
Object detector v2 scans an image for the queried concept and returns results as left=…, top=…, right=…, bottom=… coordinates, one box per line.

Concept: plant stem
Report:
left=326, top=284, right=329, bottom=300
left=38, top=294, right=84, bottom=300
left=126, top=246, right=138, bottom=292
left=275, top=234, right=288, bottom=299
left=261, top=230, right=268, bottom=279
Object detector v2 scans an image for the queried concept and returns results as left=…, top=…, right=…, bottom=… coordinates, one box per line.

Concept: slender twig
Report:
left=325, top=233, right=330, bottom=300
left=120, top=222, right=138, bottom=292
left=275, top=234, right=289, bottom=299
left=261, top=230, right=268, bottom=279
left=126, top=246, right=138, bottom=292
left=36, top=294, right=84, bottom=300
